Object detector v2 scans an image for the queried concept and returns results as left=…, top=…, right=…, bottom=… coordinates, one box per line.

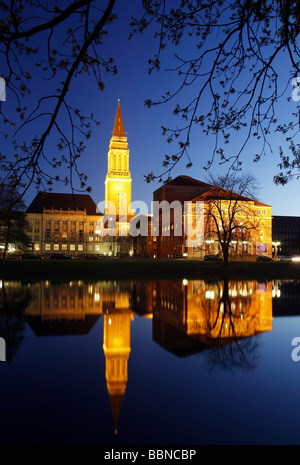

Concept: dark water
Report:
left=0, top=278, right=300, bottom=445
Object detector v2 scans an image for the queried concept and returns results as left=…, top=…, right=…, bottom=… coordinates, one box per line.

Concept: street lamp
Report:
left=272, top=241, right=281, bottom=260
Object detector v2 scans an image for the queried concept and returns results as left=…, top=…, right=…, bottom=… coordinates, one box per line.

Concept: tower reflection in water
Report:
left=0, top=278, right=273, bottom=433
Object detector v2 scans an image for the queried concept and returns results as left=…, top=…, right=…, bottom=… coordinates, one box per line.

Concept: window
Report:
left=95, top=244, right=100, bottom=251
left=70, top=244, right=75, bottom=251
left=34, top=244, right=40, bottom=251
left=35, top=220, right=39, bottom=225
left=34, top=228, right=39, bottom=233
left=45, top=244, right=51, bottom=251
left=89, top=221, right=94, bottom=226
left=89, top=236, right=94, bottom=241
left=61, top=244, right=67, bottom=251
left=53, top=244, right=59, bottom=250
left=34, top=236, right=39, bottom=241
left=78, top=244, right=83, bottom=251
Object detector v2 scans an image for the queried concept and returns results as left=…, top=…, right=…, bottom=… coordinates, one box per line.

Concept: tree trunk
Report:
left=222, top=245, right=229, bottom=264
left=2, top=220, right=11, bottom=263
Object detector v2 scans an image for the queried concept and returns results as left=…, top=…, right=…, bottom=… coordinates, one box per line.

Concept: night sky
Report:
left=4, top=1, right=300, bottom=216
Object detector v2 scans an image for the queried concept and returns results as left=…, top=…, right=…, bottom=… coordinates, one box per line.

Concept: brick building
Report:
left=152, top=175, right=272, bottom=260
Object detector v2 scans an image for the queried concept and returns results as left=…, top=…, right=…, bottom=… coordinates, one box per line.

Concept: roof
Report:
left=112, top=99, right=125, bottom=138
left=26, top=192, right=101, bottom=215
left=153, top=175, right=213, bottom=194
left=164, top=175, right=213, bottom=188
left=25, top=315, right=101, bottom=336
left=273, top=215, right=300, bottom=225
left=193, top=186, right=271, bottom=207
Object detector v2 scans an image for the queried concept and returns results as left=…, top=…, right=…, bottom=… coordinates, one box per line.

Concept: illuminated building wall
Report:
left=151, top=175, right=272, bottom=260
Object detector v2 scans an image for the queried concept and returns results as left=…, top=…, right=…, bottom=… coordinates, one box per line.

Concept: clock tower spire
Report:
left=105, top=100, right=132, bottom=216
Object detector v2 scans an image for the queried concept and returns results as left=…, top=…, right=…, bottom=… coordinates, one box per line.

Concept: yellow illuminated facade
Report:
left=102, top=290, right=134, bottom=434
left=152, top=279, right=273, bottom=346
left=105, top=99, right=133, bottom=217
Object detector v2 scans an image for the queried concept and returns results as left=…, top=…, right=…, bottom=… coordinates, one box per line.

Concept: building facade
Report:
left=152, top=175, right=272, bottom=260
left=272, top=215, right=300, bottom=257
left=26, top=192, right=107, bottom=256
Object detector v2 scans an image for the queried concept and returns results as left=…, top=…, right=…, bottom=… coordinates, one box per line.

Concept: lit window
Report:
left=78, top=244, right=83, bottom=251
left=53, top=244, right=59, bottom=250
left=45, top=244, right=51, bottom=251
left=70, top=244, right=75, bottom=251
left=34, top=244, right=40, bottom=251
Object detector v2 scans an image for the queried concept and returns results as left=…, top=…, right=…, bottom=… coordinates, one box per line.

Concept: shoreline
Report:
left=1, top=258, right=300, bottom=282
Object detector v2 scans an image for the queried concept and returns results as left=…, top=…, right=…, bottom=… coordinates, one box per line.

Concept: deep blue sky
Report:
left=7, top=0, right=300, bottom=216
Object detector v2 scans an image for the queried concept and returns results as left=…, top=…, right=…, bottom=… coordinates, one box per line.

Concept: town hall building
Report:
left=25, top=100, right=134, bottom=257
left=24, top=99, right=273, bottom=261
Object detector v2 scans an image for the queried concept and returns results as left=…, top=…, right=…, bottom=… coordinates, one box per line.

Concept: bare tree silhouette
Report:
left=130, top=0, right=300, bottom=184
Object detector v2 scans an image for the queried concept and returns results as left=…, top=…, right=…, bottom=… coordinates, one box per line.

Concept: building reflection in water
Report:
left=24, top=280, right=134, bottom=433
left=0, top=278, right=275, bottom=432
left=152, top=280, right=273, bottom=353
left=103, top=291, right=134, bottom=434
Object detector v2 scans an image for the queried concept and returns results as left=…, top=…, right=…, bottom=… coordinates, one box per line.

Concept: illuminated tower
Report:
left=103, top=292, right=134, bottom=434
left=105, top=100, right=133, bottom=216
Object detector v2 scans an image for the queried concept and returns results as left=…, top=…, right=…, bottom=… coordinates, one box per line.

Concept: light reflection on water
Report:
left=0, top=278, right=299, bottom=445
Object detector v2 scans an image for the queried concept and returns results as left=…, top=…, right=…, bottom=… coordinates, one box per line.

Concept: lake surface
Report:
left=0, top=277, right=300, bottom=445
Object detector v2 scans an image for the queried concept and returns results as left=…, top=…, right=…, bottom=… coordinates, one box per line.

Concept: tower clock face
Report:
left=116, top=181, right=124, bottom=190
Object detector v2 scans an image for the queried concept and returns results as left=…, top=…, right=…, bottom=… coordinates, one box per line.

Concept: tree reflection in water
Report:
left=0, top=281, right=32, bottom=364
left=152, top=279, right=272, bottom=373
left=202, top=279, right=262, bottom=372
